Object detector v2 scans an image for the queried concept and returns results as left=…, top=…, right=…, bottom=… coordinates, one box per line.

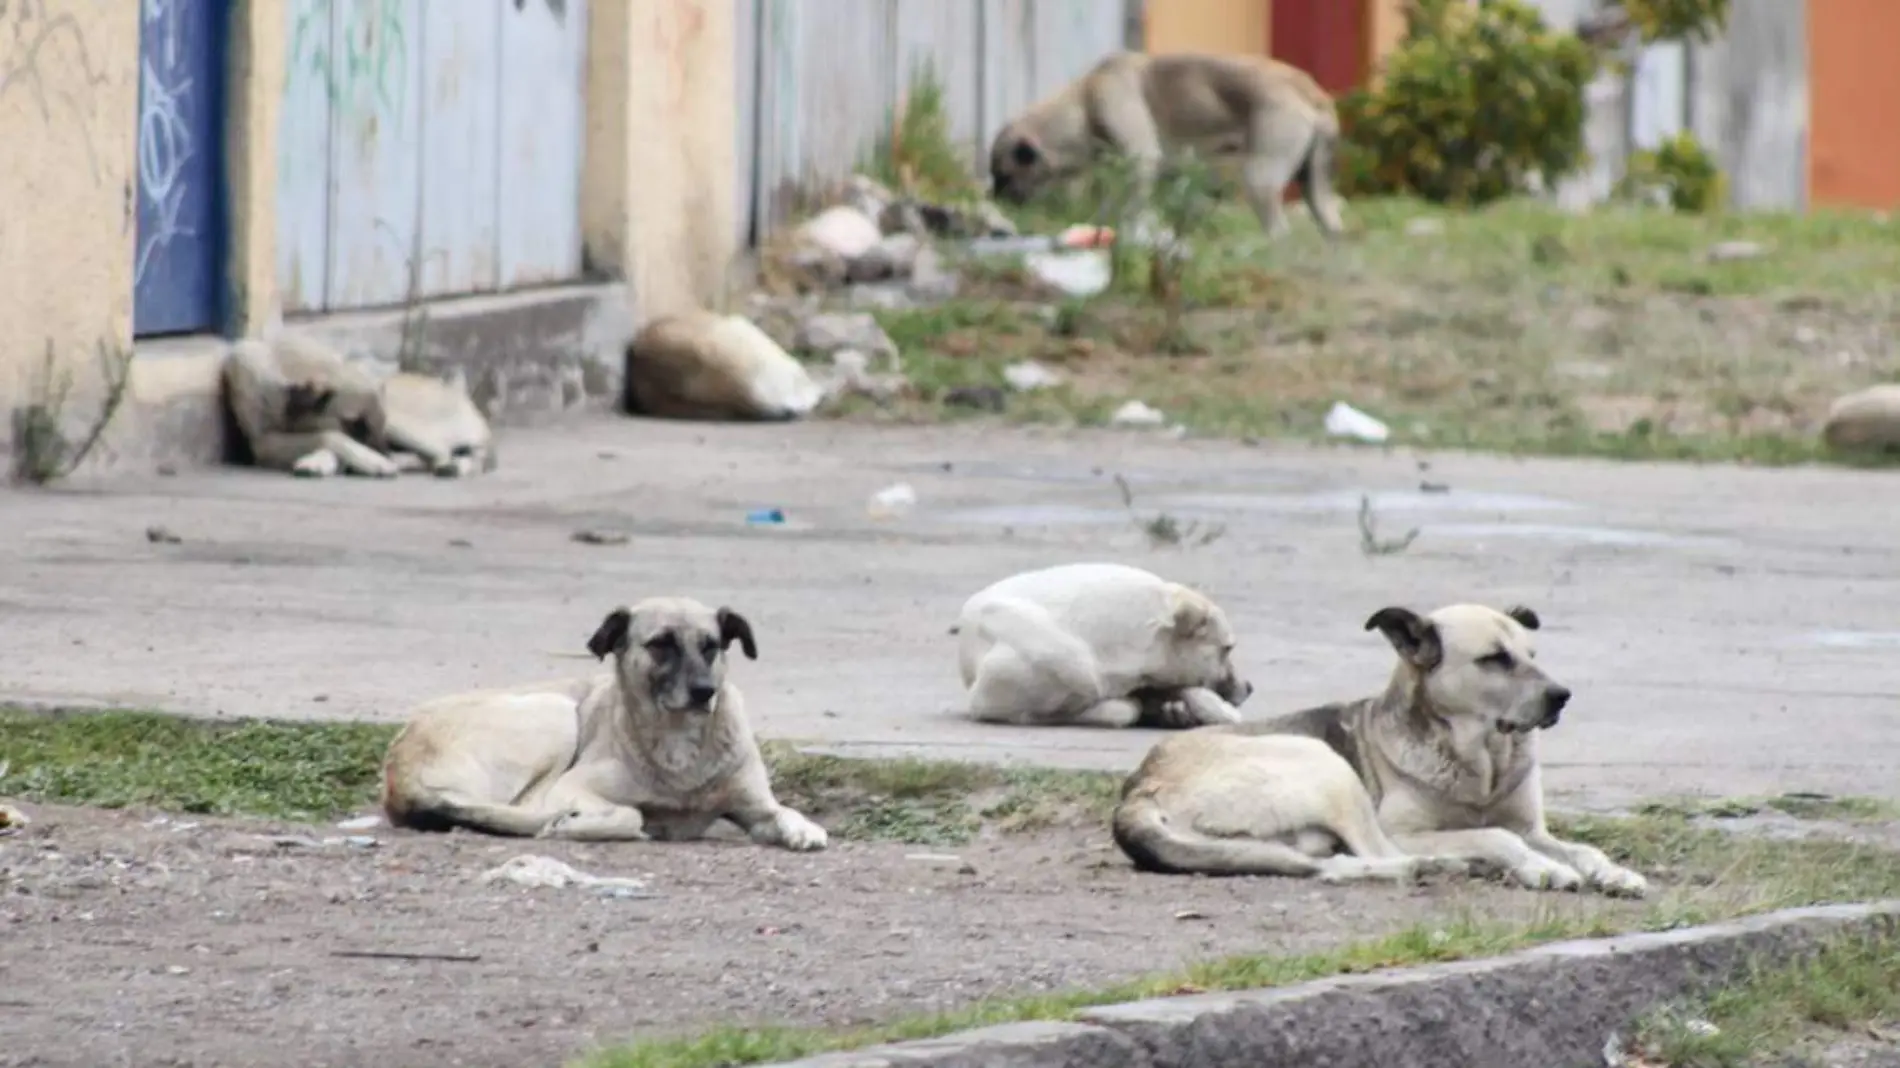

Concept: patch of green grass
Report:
left=841, top=194, right=1900, bottom=467
left=1635, top=793, right=1900, bottom=824
left=1630, top=933, right=1900, bottom=1067
left=0, top=706, right=397, bottom=821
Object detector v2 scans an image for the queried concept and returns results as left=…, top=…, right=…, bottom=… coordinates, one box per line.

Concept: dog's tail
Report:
left=965, top=596, right=1103, bottom=700
left=1112, top=795, right=1331, bottom=877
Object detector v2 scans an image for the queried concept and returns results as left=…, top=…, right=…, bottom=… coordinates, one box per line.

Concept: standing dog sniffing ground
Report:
left=952, top=562, right=1254, bottom=729
left=380, top=597, right=827, bottom=851
left=986, top=51, right=1346, bottom=241
left=1113, top=604, right=1648, bottom=896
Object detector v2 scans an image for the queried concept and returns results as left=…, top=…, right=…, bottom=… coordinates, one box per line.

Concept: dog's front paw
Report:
left=773, top=810, right=829, bottom=852
left=1510, top=858, right=1583, bottom=893
left=356, top=454, right=402, bottom=479
left=1591, top=864, right=1649, bottom=899
left=292, top=450, right=340, bottom=478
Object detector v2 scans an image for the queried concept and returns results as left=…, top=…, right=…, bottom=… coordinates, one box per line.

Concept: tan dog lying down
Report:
left=222, top=335, right=495, bottom=479
left=623, top=310, right=823, bottom=422
left=953, top=562, right=1255, bottom=729
left=1113, top=604, right=1648, bottom=896
left=380, top=597, right=826, bottom=850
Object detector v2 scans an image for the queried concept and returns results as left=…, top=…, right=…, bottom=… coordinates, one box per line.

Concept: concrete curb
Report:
left=763, top=901, right=1900, bottom=1068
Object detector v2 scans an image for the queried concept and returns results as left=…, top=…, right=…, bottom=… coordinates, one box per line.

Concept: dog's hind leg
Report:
left=396, top=792, right=560, bottom=837
left=1072, top=697, right=1142, bottom=728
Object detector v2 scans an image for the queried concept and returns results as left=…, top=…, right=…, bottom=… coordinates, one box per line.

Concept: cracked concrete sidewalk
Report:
left=3, top=417, right=1896, bottom=812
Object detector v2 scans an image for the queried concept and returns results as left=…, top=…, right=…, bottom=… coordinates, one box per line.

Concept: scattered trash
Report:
left=336, top=814, right=383, bottom=831
left=795, top=204, right=883, bottom=262
left=571, top=528, right=631, bottom=546
left=1057, top=224, right=1116, bottom=249
left=478, top=854, right=656, bottom=898
left=1323, top=401, right=1391, bottom=444
left=746, top=508, right=787, bottom=526
left=942, top=385, right=1007, bottom=412
left=1172, top=909, right=1209, bottom=921
left=340, top=835, right=380, bottom=850
left=967, top=235, right=1055, bottom=257
left=1002, top=361, right=1061, bottom=392
left=793, top=311, right=900, bottom=363
left=145, top=525, right=182, bottom=545
left=0, top=803, right=28, bottom=837
left=165, top=965, right=191, bottom=976
left=1110, top=400, right=1168, bottom=428
left=1025, top=249, right=1111, bottom=297
left=1706, top=240, right=1766, bottom=262
left=867, top=482, right=918, bottom=520
left=447, top=538, right=474, bottom=549
left=1358, top=493, right=1422, bottom=557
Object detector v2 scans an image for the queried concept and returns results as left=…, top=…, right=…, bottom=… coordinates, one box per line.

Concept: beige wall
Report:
left=0, top=3, right=140, bottom=476
left=1144, top=0, right=1273, bottom=57
left=584, top=0, right=737, bottom=321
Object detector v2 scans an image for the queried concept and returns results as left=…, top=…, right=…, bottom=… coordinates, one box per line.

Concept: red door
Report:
left=1270, top=0, right=1369, bottom=96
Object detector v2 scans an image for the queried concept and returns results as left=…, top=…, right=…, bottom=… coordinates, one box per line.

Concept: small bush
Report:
left=1621, top=0, right=1731, bottom=43
left=1338, top=0, right=1599, bottom=205
left=865, top=61, right=979, bottom=204
left=1616, top=131, right=1727, bottom=213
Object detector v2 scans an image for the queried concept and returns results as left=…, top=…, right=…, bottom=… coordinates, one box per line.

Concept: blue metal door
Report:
left=134, top=0, right=229, bottom=337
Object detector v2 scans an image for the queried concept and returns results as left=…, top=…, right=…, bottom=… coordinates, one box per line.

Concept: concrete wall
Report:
left=0, top=4, right=140, bottom=479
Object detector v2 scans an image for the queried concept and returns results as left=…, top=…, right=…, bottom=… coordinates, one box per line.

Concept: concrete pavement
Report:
left=3, top=417, right=1895, bottom=811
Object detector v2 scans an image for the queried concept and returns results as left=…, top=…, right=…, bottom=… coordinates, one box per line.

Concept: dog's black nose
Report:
left=1545, top=685, right=1572, bottom=712
left=688, top=684, right=718, bottom=707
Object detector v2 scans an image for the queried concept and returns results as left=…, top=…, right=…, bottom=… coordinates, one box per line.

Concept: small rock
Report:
left=844, top=283, right=917, bottom=311
left=821, top=349, right=909, bottom=405
left=1002, top=361, right=1060, bottom=392
left=942, top=385, right=1006, bottom=412
left=155, top=463, right=178, bottom=477
left=1420, top=480, right=1452, bottom=494
left=447, top=538, right=474, bottom=549
left=1793, top=325, right=1820, bottom=346
left=1110, top=400, right=1167, bottom=428
left=1172, top=909, right=1208, bottom=921
left=571, top=528, right=631, bottom=546
left=1323, top=400, right=1391, bottom=444
left=1706, top=239, right=1766, bottom=262
left=165, top=965, right=191, bottom=976
left=906, top=245, right=961, bottom=302
left=336, top=815, right=383, bottom=831
left=793, top=312, right=899, bottom=364
left=847, top=233, right=922, bottom=283
left=795, top=205, right=882, bottom=262
left=145, top=525, right=183, bottom=545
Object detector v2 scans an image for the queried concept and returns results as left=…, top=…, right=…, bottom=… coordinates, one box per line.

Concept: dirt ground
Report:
left=0, top=801, right=1653, bottom=1068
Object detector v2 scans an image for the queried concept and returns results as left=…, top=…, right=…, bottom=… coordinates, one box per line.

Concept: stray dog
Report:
left=623, top=310, right=823, bottom=422
left=1112, top=603, right=1648, bottom=896
left=222, top=335, right=495, bottom=478
left=380, top=597, right=827, bottom=851
left=987, top=51, right=1346, bottom=241
left=952, top=562, right=1254, bottom=729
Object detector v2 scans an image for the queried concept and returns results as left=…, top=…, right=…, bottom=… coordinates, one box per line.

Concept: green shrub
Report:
left=1616, top=131, right=1727, bottom=213
left=1337, top=0, right=1599, bottom=205
left=1622, top=0, right=1731, bottom=43
left=865, top=61, right=979, bottom=204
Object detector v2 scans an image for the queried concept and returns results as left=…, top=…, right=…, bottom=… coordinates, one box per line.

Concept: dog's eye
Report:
left=699, top=638, right=720, bottom=660
left=643, top=634, right=677, bottom=657
left=1477, top=650, right=1515, bottom=670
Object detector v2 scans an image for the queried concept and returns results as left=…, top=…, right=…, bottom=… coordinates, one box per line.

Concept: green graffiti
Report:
left=285, top=0, right=408, bottom=128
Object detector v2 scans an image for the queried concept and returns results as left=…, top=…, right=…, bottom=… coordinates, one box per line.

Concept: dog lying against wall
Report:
left=221, top=335, right=494, bottom=479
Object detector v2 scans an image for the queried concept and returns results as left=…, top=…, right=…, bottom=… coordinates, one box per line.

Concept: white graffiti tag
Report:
left=134, top=0, right=197, bottom=291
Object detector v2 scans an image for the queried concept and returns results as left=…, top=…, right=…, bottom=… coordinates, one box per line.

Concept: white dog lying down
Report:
left=1112, top=603, right=1648, bottom=896
left=952, top=562, right=1255, bottom=729
left=380, top=597, right=826, bottom=851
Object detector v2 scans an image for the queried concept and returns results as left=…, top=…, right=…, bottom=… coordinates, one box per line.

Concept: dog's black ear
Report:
left=716, top=607, right=758, bottom=661
left=587, top=607, right=633, bottom=661
left=1011, top=137, right=1040, bottom=167
left=1364, top=606, right=1442, bottom=669
left=1504, top=605, right=1541, bottom=631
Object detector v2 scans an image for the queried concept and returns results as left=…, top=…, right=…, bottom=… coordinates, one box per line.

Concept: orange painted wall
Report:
left=1143, top=0, right=1274, bottom=57
left=1808, top=0, right=1900, bottom=208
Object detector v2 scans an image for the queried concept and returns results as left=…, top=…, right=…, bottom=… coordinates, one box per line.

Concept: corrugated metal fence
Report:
left=733, top=0, right=1129, bottom=245
left=1531, top=0, right=1809, bottom=211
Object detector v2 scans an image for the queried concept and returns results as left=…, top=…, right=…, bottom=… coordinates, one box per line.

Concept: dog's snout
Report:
left=687, top=683, right=718, bottom=708
left=1545, top=684, right=1572, bottom=712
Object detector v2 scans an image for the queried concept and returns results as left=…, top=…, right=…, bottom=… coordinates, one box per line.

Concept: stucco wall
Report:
left=0, top=3, right=140, bottom=477
left=586, top=0, right=736, bottom=320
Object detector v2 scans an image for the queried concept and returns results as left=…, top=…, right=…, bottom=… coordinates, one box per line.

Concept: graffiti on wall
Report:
left=134, top=0, right=194, bottom=290
left=288, top=0, right=409, bottom=129
left=0, top=0, right=112, bottom=183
